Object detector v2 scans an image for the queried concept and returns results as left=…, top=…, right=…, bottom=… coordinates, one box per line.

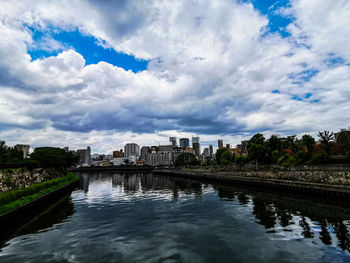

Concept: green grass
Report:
left=0, top=172, right=78, bottom=215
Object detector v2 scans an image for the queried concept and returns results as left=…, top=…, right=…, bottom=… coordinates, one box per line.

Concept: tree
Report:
left=247, top=133, right=271, bottom=164
left=216, top=148, right=229, bottom=165
left=337, top=129, right=350, bottom=154
left=318, top=131, right=334, bottom=155
left=267, top=135, right=282, bottom=153
left=0, top=141, right=23, bottom=163
left=31, top=147, right=79, bottom=168
left=300, top=134, right=316, bottom=153
left=220, top=150, right=232, bottom=167
left=175, top=153, right=199, bottom=166
left=286, top=135, right=298, bottom=153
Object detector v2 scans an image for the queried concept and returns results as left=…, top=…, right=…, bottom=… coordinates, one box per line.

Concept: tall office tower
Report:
left=192, top=136, right=200, bottom=158
left=169, top=137, right=177, bottom=147
left=209, top=145, right=213, bottom=156
left=218, top=139, right=223, bottom=149
left=124, top=143, right=140, bottom=158
left=140, top=146, right=151, bottom=161
left=179, top=138, right=190, bottom=148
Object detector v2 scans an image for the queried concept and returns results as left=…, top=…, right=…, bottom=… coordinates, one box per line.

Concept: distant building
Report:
left=226, top=144, right=230, bottom=149
left=147, top=151, right=172, bottom=166
left=15, top=144, right=30, bottom=158
left=159, top=145, right=173, bottom=152
left=179, top=138, right=190, bottom=148
left=140, top=146, right=151, bottom=162
left=124, top=143, right=140, bottom=158
left=172, top=147, right=183, bottom=164
left=77, top=146, right=91, bottom=165
left=218, top=139, right=223, bottom=149
left=209, top=145, right=213, bottom=157
left=113, top=149, right=124, bottom=158
left=192, top=136, right=200, bottom=158
left=169, top=137, right=177, bottom=147
left=203, top=148, right=210, bottom=157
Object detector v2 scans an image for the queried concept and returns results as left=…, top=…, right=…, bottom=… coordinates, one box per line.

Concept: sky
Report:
left=0, top=0, right=349, bottom=154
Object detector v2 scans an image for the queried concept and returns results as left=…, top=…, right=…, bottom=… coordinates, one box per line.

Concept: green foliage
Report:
left=234, top=155, right=246, bottom=164
left=220, top=150, right=232, bottom=166
left=308, top=153, right=329, bottom=165
left=216, top=149, right=228, bottom=164
left=337, top=129, right=350, bottom=153
left=268, top=135, right=282, bottom=152
left=0, top=141, right=24, bottom=164
left=271, top=150, right=281, bottom=164
left=248, top=143, right=271, bottom=164
left=175, top=152, right=199, bottom=166
left=300, top=134, right=316, bottom=153
left=30, top=147, right=79, bottom=168
left=294, top=151, right=311, bottom=165
left=318, top=131, right=334, bottom=155
left=23, top=159, right=40, bottom=171
left=277, top=154, right=295, bottom=166
left=0, top=172, right=78, bottom=215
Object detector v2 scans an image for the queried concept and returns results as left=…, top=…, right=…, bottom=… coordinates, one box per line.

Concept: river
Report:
left=0, top=172, right=350, bottom=262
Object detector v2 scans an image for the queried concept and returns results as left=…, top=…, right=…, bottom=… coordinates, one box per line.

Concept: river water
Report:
left=1, top=172, right=350, bottom=262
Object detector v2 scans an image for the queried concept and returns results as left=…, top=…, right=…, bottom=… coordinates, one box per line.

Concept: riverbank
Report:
left=154, top=169, right=350, bottom=199
left=0, top=172, right=79, bottom=216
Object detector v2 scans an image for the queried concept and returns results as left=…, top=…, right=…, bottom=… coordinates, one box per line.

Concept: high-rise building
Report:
left=77, top=146, right=91, bottom=165
left=209, top=145, right=213, bottom=156
left=179, top=138, right=190, bottom=148
left=203, top=148, right=210, bottom=157
left=124, top=143, right=140, bottom=158
left=169, top=137, right=177, bottom=147
left=192, top=136, right=200, bottom=158
left=218, top=139, right=223, bottom=149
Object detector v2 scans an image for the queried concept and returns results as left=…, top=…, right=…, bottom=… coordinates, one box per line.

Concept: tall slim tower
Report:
left=192, top=136, right=200, bottom=158
left=218, top=139, right=223, bottom=149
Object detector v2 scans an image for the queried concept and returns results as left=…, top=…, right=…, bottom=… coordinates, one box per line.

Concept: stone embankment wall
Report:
left=0, top=168, right=65, bottom=193
left=160, top=169, right=350, bottom=185
left=218, top=170, right=350, bottom=185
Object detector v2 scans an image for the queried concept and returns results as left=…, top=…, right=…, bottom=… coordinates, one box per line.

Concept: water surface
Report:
left=0, top=172, right=350, bottom=262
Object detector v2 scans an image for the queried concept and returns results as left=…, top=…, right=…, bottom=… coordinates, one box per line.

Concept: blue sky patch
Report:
left=289, top=69, right=319, bottom=84
left=27, top=27, right=148, bottom=73
left=240, top=0, right=294, bottom=37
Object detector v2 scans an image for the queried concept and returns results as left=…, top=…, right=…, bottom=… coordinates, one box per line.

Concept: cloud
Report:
left=0, top=0, right=349, bottom=152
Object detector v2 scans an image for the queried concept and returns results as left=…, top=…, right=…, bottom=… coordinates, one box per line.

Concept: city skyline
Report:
left=0, top=0, right=349, bottom=154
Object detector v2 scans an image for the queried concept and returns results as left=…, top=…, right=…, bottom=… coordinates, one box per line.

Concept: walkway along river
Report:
left=0, top=171, right=350, bottom=262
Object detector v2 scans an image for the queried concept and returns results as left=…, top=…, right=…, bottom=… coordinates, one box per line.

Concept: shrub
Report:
left=277, top=154, right=295, bottom=166
left=308, top=153, right=329, bottom=165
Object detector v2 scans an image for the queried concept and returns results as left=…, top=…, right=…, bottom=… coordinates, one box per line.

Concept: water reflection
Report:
left=76, top=172, right=350, bottom=253
left=1, top=172, right=350, bottom=262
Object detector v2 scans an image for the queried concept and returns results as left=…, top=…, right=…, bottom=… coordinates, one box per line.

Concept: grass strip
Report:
left=0, top=172, right=78, bottom=215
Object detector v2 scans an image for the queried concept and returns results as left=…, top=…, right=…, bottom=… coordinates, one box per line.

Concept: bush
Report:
left=234, top=155, right=246, bottom=164
left=277, top=154, right=295, bottom=166
left=23, top=159, right=40, bottom=171
left=294, top=151, right=311, bottom=165
left=308, top=153, right=329, bottom=165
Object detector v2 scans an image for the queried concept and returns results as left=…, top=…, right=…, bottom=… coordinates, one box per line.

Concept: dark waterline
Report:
left=0, top=172, right=350, bottom=262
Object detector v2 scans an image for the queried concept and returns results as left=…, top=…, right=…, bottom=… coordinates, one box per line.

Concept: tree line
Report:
left=0, top=141, right=79, bottom=170
left=212, top=129, right=350, bottom=166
